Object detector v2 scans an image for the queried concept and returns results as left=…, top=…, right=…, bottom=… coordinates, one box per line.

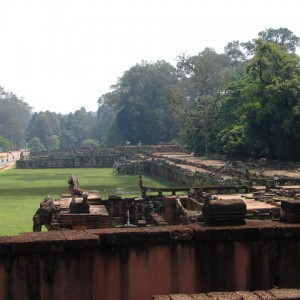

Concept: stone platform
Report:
left=212, top=193, right=280, bottom=219
left=69, top=198, right=90, bottom=213
left=51, top=192, right=108, bottom=230
left=53, top=205, right=109, bottom=230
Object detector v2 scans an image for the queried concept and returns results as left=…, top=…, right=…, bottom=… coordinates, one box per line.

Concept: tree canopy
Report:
left=216, top=39, right=300, bottom=160
left=1, top=27, right=300, bottom=161
left=26, top=108, right=97, bottom=151
left=99, top=60, right=180, bottom=145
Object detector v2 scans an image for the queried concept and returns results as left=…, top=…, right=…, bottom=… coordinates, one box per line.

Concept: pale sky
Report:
left=0, top=0, right=299, bottom=114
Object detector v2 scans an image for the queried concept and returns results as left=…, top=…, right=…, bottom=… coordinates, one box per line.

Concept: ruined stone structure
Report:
left=27, top=144, right=300, bottom=232
left=31, top=171, right=300, bottom=239
left=13, top=145, right=300, bottom=299
left=32, top=195, right=55, bottom=232
left=27, top=170, right=270, bottom=231
left=17, top=145, right=300, bottom=188
left=2, top=222, right=300, bottom=299
left=16, top=145, right=186, bottom=169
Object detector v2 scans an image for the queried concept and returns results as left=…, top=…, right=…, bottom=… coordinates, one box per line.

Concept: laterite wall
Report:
left=1, top=221, right=300, bottom=300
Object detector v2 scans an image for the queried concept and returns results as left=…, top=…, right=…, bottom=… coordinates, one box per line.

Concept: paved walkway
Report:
left=0, top=151, right=21, bottom=170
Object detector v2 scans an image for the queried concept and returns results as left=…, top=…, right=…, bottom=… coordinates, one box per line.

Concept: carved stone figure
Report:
left=175, top=197, right=202, bottom=224
left=67, top=174, right=89, bottom=203
left=32, top=195, right=55, bottom=232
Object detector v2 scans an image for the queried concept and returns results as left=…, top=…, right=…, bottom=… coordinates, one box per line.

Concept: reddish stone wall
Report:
left=1, top=221, right=300, bottom=300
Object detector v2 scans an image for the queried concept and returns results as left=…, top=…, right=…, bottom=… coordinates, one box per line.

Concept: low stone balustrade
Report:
left=1, top=221, right=300, bottom=299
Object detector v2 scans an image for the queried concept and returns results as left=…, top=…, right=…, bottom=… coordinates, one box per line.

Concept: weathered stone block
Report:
left=206, top=292, right=243, bottom=299
left=281, top=199, right=300, bottom=223
left=169, top=225, right=194, bottom=242
left=252, top=290, right=277, bottom=299
left=235, top=291, right=261, bottom=300
left=150, top=213, right=168, bottom=226
left=169, top=294, right=193, bottom=300
left=190, top=294, right=212, bottom=300
left=269, top=288, right=300, bottom=299
left=69, top=199, right=90, bottom=213
left=203, top=199, right=246, bottom=226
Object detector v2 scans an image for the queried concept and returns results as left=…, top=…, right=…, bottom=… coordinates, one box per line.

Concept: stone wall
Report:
left=17, top=148, right=129, bottom=168
left=17, top=145, right=244, bottom=187
left=1, top=221, right=300, bottom=300
left=16, top=145, right=188, bottom=169
left=117, top=159, right=245, bottom=187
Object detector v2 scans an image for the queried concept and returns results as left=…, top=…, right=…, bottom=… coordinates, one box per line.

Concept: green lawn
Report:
left=0, top=167, right=176, bottom=236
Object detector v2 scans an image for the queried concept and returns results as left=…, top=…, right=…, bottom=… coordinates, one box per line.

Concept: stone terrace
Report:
left=2, top=221, right=300, bottom=299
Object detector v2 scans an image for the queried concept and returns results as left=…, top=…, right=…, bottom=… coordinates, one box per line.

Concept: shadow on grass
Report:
left=0, top=187, right=67, bottom=197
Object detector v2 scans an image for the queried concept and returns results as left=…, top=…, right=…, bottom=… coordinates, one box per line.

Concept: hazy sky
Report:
left=0, top=0, right=299, bottom=114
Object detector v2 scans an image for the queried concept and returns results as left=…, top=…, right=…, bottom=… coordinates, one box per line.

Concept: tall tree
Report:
left=94, top=100, right=114, bottom=144
left=48, top=135, right=60, bottom=150
left=241, top=27, right=300, bottom=55
left=28, top=137, right=46, bottom=152
left=26, top=108, right=97, bottom=149
left=26, top=111, right=60, bottom=149
left=257, top=28, right=300, bottom=52
left=0, top=86, right=32, bottom=149
left=0, top=135, right=12, bottom=152
left=216, top=39, right=300, bottom=160
left=246, top=39, right=300, bottom=159
left=72, top=107, right=96, bottom=144
left=60, top=107, right=96, bottom=146
left=176, top=48, right=233, bottom=156
left=224, top=41, right=246, bottom=65
left=101, top=61, right=180, bottom=145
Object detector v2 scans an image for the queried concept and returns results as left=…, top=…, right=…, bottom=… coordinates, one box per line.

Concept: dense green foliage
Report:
left=0, top=168, right=176, bottom=235
left=26, top=107, right=97, bottom=150
left=175, top=48, right=233, bottom=155
left=0, top=87, right=32, bottom=150
left=0, top=135, right=12, bottom=152
left=99, top=60, right=180, bottom=145
left=216, top=39, right=300, bottom=160
left=1, top=27, right=300, bottom=160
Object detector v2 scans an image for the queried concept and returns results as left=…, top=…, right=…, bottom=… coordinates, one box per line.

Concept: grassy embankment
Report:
left=0, top=167, right=176, bottom=236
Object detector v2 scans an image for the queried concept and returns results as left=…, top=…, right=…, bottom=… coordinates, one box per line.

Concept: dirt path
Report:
left=0, top=151, right=21, bottom=171
left=0, top=161, right=16, bottom=171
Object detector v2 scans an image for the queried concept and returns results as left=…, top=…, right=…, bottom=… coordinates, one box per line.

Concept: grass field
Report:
left=0, top=167, right=176, bottom=236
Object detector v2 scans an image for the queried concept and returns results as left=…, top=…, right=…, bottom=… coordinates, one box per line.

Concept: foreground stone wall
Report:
left=1, top=221, right=300, bottom=300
